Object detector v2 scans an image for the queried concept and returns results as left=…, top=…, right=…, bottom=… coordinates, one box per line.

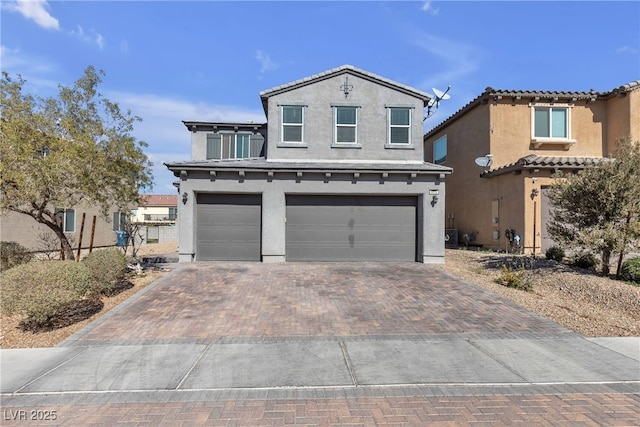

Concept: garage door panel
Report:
left=286, top=196, right=416, bottom=262
left=196, top=194, right=261, bottom=261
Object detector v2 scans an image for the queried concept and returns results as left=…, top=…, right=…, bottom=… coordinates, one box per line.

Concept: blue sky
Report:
left=2, top=1, right=639, bottom=193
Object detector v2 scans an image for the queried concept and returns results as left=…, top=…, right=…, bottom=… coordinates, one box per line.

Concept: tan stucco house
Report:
left=424, top=81, right=639, bottom=254
left=1, top=203, right=121, bottom=256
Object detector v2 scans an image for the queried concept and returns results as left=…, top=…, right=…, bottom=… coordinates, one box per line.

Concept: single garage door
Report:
left=196, top=194, right=261, bottom=261
left=286, top=195, right=416, bottom=261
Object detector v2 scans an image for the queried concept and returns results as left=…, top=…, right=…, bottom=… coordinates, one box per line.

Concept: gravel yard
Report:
left=437, top=249, right=640, bottom=337
left=1, top=244, right=638, bottom=348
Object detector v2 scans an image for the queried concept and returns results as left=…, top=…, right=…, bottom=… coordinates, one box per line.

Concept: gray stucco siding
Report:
left=266, top=74, right=425, bottom=163
left=175, top=169, right=445, bottom=263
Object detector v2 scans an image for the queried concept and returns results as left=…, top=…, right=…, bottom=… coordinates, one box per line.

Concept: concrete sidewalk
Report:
left=2, top=336, right=639, bottom=394
left=1, top=263, right=639, bottom=425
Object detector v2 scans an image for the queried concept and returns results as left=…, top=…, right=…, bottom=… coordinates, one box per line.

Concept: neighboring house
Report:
left=129, top=194, right=178, bottom=244
left=0, top=204, right=121, bottom=255
left=166, top=65, right=452, bottom=263
left=424, top=81, right=639, bottom=253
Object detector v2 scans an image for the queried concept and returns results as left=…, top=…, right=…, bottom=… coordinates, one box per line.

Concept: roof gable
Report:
left=259, top=65, right=432, bottom=111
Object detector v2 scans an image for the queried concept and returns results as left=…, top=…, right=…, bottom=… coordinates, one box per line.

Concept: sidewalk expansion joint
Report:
left=339, top=341, right=358, bottom=386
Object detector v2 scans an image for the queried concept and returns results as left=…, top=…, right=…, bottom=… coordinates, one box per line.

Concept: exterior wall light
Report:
left=182, top=192, right=188, bottom=205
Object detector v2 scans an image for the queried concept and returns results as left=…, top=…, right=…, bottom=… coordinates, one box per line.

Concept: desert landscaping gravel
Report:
left=1, top=244, right=638, bottom=349
left=437, top=249, right=639, bottom=337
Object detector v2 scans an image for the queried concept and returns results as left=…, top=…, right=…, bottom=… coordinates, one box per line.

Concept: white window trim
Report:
left=529, top=103, right=576, bottom=147
left=279, top=104, right=306, bottom=146
left=385, top=106, right=414, bottom=148
left=332, top=105, right=360, bottom=147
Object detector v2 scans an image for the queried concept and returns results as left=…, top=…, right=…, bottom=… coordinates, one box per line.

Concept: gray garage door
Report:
left=286, top=195, right=417, bottom=262
left=196, top=194, right=261, bottom=261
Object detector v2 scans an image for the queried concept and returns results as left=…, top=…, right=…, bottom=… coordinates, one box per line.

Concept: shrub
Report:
left=545, top=246, right=565, bottom=262
left=0, top=241, right=33, bottom=271
left=494, top=265, right=533, bottom=292
left=82, top=248, right=128, bottom=296
left=0, top=261, right=91, bottom=325
left=620, top=257, right=640, bottom=284
left=570, top=252, right=597, bottom=270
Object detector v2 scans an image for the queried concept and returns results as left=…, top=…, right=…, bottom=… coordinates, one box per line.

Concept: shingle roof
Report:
left=259, top=65, right=432, bottom=109
left=140, top=194, right=178, bottom=206
left=425, top=80, right=640, bottom=138
left=482, top=155, right=603, bottom=178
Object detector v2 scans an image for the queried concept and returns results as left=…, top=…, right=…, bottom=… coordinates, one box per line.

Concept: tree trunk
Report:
left=48, top=221, right=75, bottom=261
left=601, top=249, right=611, bottom=276
left=9, top=208, right=76, bottom=260
left=616, top=211, right=633, bottom=279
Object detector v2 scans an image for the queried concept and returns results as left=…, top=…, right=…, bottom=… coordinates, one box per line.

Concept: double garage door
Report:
left=196, top=194, right=417, bottom=262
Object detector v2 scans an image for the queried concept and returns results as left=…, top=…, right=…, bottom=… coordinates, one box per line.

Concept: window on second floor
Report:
left=168, top=207, right=177, bottom=221
left=433, top=135, right=447, bottom=164
left=532, top=106, right=570, bottom=139
left=388, top=107, right=411, bottom=145
left=55, top=208, right=75, bottom=233
left=207, top=134, right=253, bottom=160
left=281, top=105, right=304, bottom=143
left=334, top=106, right=358, bottom=144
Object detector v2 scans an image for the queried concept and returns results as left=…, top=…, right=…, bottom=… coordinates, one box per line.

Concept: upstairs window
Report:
left=533, top=106, right=570, bottom=139
left=168, top=207, right=177, bottom=221
left=388, top=107, right=411, bottom=145
left=334, top=106, right=358, bottom=144
left=207, top=133, right=253, bottom=160
left=281, top=105, right=304, bottom=143
left=55, top=208, right=75, bottom=233
left=433, top=135, right=447, bottom=164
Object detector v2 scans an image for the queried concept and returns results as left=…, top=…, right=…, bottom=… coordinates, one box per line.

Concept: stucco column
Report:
left=421, top=183, right=446, bottom=264
left=177, top=181, right=196, bottom=263
left=261, top=188, right=286, bottom=263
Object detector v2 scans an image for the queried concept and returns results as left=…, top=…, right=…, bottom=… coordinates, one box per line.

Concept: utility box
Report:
left=445, top=229, right=458, bottom=248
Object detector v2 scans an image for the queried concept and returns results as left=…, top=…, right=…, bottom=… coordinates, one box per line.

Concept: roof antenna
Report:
left=424, top=86, right=451, bottom=120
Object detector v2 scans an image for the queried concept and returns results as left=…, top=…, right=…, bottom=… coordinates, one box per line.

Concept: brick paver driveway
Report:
left=69, top=263, right=564, bottom=343
left=3, top=262, right=639, bottom=426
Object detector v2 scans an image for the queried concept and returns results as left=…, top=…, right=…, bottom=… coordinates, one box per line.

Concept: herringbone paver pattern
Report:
left=73, top=263, right=564, bottom=343
left=3, top=393, right=640, bottom=426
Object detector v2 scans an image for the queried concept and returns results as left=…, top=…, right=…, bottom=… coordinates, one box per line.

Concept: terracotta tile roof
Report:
left=140, top=194, right=178, bottom=207
left=482, top=155, right=603, bottom=178
left=425, top=80, right=640, bottom=138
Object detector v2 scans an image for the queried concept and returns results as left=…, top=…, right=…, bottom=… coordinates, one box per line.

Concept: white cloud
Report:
left=256, top=50, right=279, bottom=77
left=616, top=46, right=639, bottom=55
left=3, top=0, right=59, bottom=30
left=69, top=25, right=105, bottom=50
left=410, top=30, right=480, bottom=90
left=421, top=1, right=439, bottom=16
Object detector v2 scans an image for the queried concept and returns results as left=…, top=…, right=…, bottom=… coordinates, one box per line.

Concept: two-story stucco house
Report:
left=424, top=81, right=639, bottom=253
left=165, top=65, right=452, bottom=263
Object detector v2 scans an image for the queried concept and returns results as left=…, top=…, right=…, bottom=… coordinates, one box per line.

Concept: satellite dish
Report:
left=432, top=87, right=451, bottom=101
left=474, top=154, right=493, bottom=169
left=424, top=85, right=451, bottom=120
